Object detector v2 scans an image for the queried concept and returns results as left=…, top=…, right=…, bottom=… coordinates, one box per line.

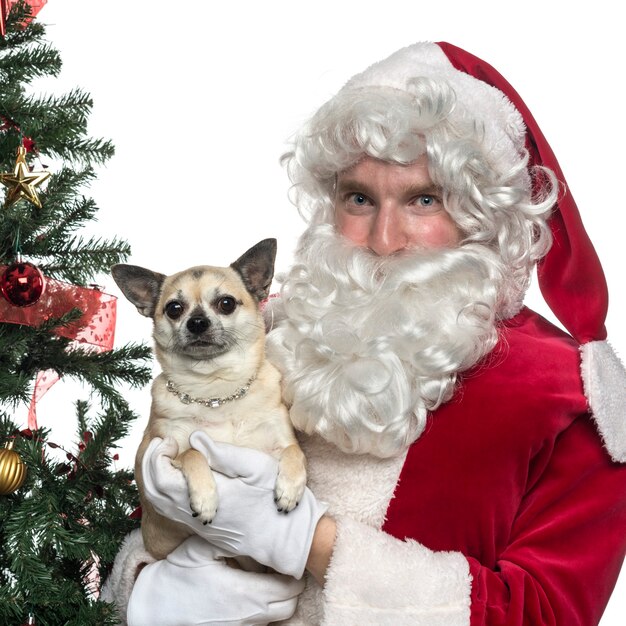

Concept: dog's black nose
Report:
left=186, top=316, right=210, bottom=334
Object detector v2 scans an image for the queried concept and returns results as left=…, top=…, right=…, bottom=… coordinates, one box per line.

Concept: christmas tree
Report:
left=0, top=3, right=151, bottom=623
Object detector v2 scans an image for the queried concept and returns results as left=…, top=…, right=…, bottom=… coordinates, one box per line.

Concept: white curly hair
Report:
left=267, top=64, right=558, bottom=457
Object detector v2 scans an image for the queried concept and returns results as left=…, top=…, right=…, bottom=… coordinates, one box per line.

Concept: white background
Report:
left=18, top=1, right=626, bottom=621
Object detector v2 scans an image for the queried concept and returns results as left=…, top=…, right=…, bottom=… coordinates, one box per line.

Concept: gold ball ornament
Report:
left=0, top=440, right=27, bottom=495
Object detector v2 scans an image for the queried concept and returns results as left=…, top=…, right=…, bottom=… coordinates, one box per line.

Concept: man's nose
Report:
left=368, top=204, right=406, bottom=256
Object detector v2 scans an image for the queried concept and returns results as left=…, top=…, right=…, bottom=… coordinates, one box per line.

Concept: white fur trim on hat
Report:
left=342, top=42, right=526, bottom=177
left=580, top=340, right=626, bottom=463
left=322, top=516, right=471, bottom=625
left=99, top=529, right=155, bottom=626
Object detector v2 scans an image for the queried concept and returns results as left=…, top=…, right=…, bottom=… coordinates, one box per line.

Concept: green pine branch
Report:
left=35, top=234, right=132, bottom=283
left=2, top=90, right=115, bottom=165
left=38, top=165, right=98, bottom=205
left=40, top=196, right=99, bottom=244
left=0, top=407, right=142, bottom=623
left=47, top=136, right=115, bottom=165
left=0, top=42, right=61, bottom=85
left=0, top=7, right=151, bottom=622
left=58, top=343, right=153, bottom=408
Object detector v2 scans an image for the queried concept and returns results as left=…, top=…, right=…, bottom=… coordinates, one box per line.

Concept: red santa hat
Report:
left=341, top=42, right=626, bottom=462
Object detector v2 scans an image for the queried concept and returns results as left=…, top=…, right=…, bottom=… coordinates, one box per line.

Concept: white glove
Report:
left=127, top=535, right=304, bottom=626
left=141, top=434, right=327, bottom=578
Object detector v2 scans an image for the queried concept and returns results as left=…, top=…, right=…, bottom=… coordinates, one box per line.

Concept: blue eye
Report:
left=352, top=193, right=368, bottom=205
left=419, top=195, right=435, bottom=206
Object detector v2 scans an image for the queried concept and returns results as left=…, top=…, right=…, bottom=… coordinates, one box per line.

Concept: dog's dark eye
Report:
left=217, top=296, right=237, bottom=315
left=165, top=300, right=184, bottom=319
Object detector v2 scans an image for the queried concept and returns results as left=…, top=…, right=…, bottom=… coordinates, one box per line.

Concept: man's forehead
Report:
left=340, top=154, right=429, bottom=173
left=336, top=155, right=437, bottom=191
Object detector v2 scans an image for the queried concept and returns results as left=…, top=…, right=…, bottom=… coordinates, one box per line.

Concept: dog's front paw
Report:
left=274, top=470, right=306, bottom=514
left=189, top=486, right=218, bottom=525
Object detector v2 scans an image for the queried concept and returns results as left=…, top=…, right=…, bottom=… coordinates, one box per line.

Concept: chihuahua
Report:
left=111, top=239, right=306, bottom=560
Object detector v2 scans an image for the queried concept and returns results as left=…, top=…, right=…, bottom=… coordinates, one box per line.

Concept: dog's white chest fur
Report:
left=149, top=365, right=291, bottom=460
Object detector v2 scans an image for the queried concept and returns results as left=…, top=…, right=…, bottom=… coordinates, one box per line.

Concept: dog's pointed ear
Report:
left=231, top=238, right=277, bottom=302
left=111, top=264, right=166, bottom=318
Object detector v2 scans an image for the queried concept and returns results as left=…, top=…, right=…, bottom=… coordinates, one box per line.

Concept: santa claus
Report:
left=102, top=42, right=626, bottom=625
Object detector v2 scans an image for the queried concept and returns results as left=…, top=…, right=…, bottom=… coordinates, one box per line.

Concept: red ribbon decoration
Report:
left=1, top=0, right=47, bottom=37
left=0, top=116, right=14, bottom=132
left=0, top=0, right=8, bottom=36
left=1, top=117, right=38, bottom=157
left=0, top=269, right=117, bottom=429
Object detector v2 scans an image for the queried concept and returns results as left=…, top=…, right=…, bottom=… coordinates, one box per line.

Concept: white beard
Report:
left=265, top=224, right=506, bottom=458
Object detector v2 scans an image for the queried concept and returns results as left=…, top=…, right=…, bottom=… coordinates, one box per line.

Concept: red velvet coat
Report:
left=382, top=307, right=626, bottom=624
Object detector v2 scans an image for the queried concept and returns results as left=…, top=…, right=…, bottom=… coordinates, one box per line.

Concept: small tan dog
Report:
left=112, top=239, right=306, bottom=560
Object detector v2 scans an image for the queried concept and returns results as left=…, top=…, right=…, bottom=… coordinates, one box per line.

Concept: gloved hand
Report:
left=141, top=434, right=327, bottom=578
left=127, top=535, right=304, bottom=626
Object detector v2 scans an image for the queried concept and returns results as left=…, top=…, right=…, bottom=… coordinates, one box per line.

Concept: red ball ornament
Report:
left=0, top=261, right=46, bottom=307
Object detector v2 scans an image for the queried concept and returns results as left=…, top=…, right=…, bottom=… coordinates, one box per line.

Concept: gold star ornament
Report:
left=0, top=146, right=51, bottom=209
